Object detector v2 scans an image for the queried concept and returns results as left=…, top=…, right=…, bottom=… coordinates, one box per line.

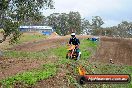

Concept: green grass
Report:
left=86, top=63, right=132, bottom=88
left=49, top=39, right=132, bottom=88
left=64, top=60, right=132, bottom=88
left=18, top=33, right=47, bottom=44
left=4, top=50, right=50, bottom=59
left=4, top=39, right=96, bottom=60
left=2, top=39, right=96, bottom=87
left=81, top=39, right=98, bottom=48
left=3, top=39, right=132, bottom=88
left=52, top=39, right=98, bottom=60
left=80, top=39, right=98, bottom=59
left=0, top=29, right=4, bottom=33
left=0, top=64, right=57, bottom=88
left=0, top=32, right=47, bottom=50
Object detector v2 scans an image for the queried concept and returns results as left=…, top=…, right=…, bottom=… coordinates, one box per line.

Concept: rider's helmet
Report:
left=71, top=33, right=75, bottom=38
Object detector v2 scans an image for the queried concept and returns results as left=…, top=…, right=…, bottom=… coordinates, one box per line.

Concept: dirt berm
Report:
left=90, top=37, right=132, bottom=65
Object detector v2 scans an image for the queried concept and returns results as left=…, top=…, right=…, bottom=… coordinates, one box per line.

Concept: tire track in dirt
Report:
left=0, top=55, right=58, bottom=80
left=0, top=58, right=43, bottom=80
left=0, top=35, right=90, bottom=82
left=9, top=35, right=90, bottom=52
left=90, top=37, right=132, bottom=65
left=34, top=68, right=69, bottom=88
left=9, top=37, right=68, bottom=52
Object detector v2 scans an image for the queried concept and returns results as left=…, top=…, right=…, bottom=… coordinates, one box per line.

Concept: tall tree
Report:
left=117, top=21, right=132, bottom=38
left=45, top=12, right=82, bottom=35
left=0, top=0, right=54, bottom=43
left=68, top=11, right=81, bottom=34
left=81, top=19, right=91, bottom=35
left=91, top=16, right=104, bottom=29
left=91, top=16, right=104, bottom=35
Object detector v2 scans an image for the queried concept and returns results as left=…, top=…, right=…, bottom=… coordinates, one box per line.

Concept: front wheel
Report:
left=66, top=54, right=71, bottom=59
left=76, top=52, right=81, bottom=60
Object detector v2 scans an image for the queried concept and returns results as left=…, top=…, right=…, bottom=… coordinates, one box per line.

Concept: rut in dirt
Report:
left=90, top=37, right=132, bottom=65
left=9, top=37, right=69, bottom=52
left=0, top=55, right=58, bottom=80
left=8, top=35, right=90, bottom=52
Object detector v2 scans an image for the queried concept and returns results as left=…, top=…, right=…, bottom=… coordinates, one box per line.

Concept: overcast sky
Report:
left=41, top=0, right=132, bottom=27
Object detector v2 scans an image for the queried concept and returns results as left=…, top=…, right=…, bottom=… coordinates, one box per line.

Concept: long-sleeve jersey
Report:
left=69, top=37, right=80, bottom=45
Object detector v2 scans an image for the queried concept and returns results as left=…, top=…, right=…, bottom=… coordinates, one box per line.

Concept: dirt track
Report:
left=0, top=55, right=58, bottom=80
left=90, top=37, right=132, bottom=65
left=0, top=35, right=90, bottom=80
left=12, top=36, right=131, bottom=87
left=0, top=58, right=42, bottom=80
left=1, top=36, right=132, bottom=87
left=9, top=35, right=90, bottom=52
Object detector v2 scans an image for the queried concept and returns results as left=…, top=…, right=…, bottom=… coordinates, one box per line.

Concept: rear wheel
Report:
left=66, top=54, right=69, bottom=59
left=66, top=53, right=71, bottom=59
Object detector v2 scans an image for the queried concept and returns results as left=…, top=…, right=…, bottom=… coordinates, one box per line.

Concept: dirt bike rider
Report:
left=69, top=33, right=80, bottom=59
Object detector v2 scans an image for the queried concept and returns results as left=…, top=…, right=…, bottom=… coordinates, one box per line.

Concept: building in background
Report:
left=19, top=26, right=54, bottom=35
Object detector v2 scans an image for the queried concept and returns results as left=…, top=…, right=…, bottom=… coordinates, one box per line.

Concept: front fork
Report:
left=70, top=49, right=74, bottom=58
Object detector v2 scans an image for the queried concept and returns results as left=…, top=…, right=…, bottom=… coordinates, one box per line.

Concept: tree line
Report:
left=36, top=13, right=132, bottom=38
left=100, top=21, right=132, bottom=38
left=0, top=0, right=132, bottom=44
left=22, top=12, right=105, bottom=36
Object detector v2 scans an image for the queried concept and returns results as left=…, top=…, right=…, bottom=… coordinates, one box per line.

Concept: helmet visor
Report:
left=71, top=35, right=75, bottom=37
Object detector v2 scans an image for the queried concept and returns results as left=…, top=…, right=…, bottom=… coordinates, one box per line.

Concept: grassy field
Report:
left=17, top=33, right=47, bottom=44
left=2, top=39, right=96, bottom=87
left=1, top=64, right=57, bottom=88
left=1, top=39, right=132, bottom=88
left=0, top=29, right=46, bottom=42
left=0, top=29, right=4, bottom=33
left=4, top=39, right=97, bottom=59
left=0, top=32, right=47, bottom=50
